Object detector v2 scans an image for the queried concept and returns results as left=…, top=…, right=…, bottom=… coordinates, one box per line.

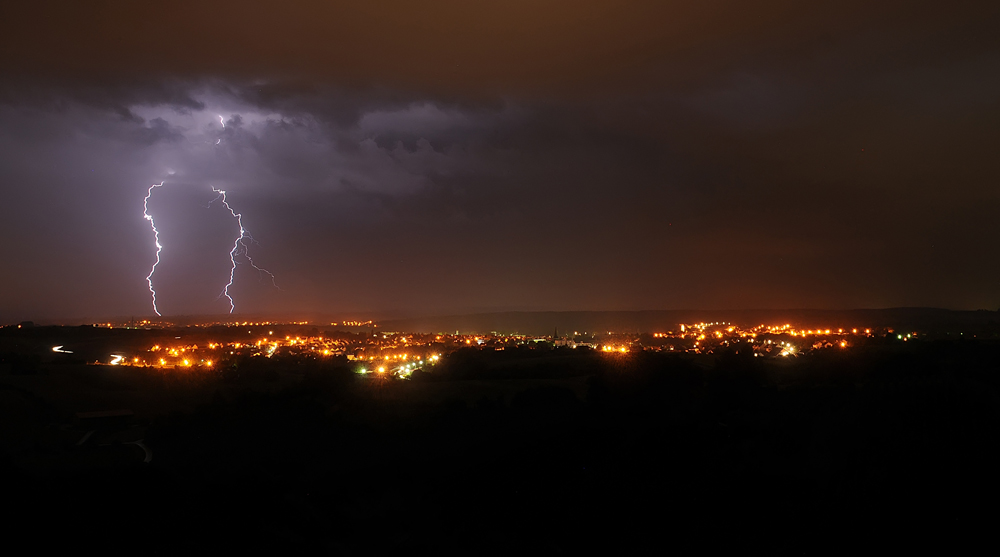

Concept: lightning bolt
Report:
left=143, top=182, right=165, bottom=316
left=216, top=115, right=225, bottom=144
left=141, top=115, right=273, bottom=316
left=209, top=187, right=278, bottom=313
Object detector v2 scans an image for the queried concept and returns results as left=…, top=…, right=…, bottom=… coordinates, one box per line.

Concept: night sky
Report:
left=1, top=1, right=998, bottom=322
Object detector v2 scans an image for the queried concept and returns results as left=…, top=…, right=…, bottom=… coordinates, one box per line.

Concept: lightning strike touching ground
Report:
left=143, top=181, right=276, bottom=316
left=140, top=116, right=273, bottom=316
left=143, top=182, right=165, bottom=316
left=209, top=187, right=278, bottom=313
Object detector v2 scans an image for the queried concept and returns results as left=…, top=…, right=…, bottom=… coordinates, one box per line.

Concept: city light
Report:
left=79, top=320, right=884, bottom=374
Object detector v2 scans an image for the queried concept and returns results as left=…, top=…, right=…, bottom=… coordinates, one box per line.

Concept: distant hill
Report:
left=378, top=308, right=1000, bottom=335
left=19, top=308, right=998, bottom=336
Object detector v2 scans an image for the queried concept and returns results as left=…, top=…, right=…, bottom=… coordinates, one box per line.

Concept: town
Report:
left=57, top=320, right=905, bottom=375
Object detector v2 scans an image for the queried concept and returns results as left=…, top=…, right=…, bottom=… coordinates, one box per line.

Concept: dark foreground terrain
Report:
left=3, top=339, right=1000, bottom=554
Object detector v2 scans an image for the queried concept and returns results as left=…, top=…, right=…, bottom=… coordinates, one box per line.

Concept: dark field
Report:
left=3, top=336, right=1000, bottom=554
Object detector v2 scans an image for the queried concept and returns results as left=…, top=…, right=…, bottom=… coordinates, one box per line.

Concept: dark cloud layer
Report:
left=0, top=2, right=998, bottom=321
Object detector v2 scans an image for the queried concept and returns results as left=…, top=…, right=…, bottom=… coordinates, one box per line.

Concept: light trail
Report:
left=143, top=182, right=166, bottom=316
left=209, top=187, right=278, bottom=313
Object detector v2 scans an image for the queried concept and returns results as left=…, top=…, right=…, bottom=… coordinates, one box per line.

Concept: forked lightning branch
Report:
left=142, top=116, right=276, bottom=315
left=143, top=182, right=277, bottom=316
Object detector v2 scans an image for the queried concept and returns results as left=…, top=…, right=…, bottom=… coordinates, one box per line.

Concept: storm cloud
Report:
left=1, top=1, right=998, bottom=321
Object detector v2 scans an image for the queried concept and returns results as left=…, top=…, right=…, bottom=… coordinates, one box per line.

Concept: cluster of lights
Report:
left=358, top=354, right=442, bottom=378
left=643, top=322, right=882, bottom=356
left=99, top=328, right=459, bottom=374
left=337, top=320, right=374, bottom=327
